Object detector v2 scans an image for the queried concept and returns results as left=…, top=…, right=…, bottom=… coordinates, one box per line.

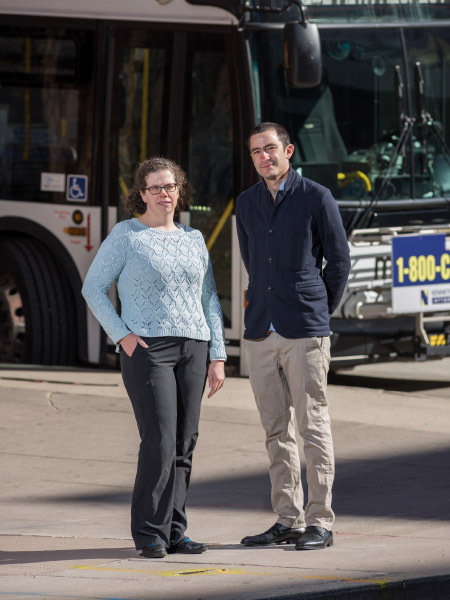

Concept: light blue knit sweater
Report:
left=82, top=218, right=227, bottom=360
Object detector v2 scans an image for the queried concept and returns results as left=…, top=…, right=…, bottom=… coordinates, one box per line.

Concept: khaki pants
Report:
left=243, top=333, right=334, bottom=530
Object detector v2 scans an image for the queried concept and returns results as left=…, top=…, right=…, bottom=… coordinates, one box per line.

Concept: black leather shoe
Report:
left=241, top=523, right=305, bottom=546
left=168, top=537, right=207, bottom=554
left=140, top=543, right=167, bottom=558
left=295, top=526, right=333, bottom=550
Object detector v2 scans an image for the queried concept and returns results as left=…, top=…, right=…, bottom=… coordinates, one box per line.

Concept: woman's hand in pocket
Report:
left=119, top=333, right=149, bottom=357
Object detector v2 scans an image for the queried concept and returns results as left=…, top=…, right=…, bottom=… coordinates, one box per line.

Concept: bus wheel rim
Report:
left=0, top=275, right=26, bottom=362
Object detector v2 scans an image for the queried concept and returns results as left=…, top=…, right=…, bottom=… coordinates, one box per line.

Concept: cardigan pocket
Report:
left=294, top=281, right=328, bottom=315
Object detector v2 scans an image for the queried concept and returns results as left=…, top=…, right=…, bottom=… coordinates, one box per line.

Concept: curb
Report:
left=255, top=574, right=450, bottom=600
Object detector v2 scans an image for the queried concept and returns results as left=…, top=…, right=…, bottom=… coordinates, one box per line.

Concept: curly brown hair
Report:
left=124, top=157, right=194, bottom=216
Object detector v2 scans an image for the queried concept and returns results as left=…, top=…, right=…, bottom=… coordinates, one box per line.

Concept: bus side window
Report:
left=0, top=29, right=95, bottom=204
left=112, top=30, right=170, bottom=222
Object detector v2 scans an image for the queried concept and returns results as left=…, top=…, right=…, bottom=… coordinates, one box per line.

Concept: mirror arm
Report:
left=242, top=0, right=309, bottom=21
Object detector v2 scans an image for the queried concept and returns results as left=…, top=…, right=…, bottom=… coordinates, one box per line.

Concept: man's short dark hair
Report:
left=248, top=122, right=291, bottom=149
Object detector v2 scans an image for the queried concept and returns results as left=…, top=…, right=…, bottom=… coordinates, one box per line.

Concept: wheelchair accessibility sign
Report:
left=66, top=175, right=88, bottom=202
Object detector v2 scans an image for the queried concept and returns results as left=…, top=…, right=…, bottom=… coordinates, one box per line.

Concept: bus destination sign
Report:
left=392, top=234, right=450, bottom=313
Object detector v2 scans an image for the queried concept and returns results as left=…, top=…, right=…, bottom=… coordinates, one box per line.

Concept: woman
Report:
left=82, top=157, right=226, bottom=558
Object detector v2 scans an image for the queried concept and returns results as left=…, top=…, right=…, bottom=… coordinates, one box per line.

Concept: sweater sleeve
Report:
left=318, top=190, right=351, bottom=314
left=199, top=235, right=227, bottom=361
left=81, top=223, right=132, bottom=344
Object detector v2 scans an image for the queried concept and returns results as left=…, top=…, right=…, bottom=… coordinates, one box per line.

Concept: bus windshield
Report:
left=249, top=25, right=450, bottom=213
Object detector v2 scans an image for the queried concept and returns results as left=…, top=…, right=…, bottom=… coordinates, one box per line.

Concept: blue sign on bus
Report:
left=66, top=175, right=88, bottom=202
left=392, top=234, right=450, bottom=287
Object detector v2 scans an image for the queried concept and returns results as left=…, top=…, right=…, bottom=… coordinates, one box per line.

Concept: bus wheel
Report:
left=0, top=238, right=77, bottom=366
left=0, top=273, right=26, bottom=362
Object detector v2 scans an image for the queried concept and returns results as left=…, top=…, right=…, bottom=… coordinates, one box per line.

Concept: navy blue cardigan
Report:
left=236, top=167, right=351, bottom=339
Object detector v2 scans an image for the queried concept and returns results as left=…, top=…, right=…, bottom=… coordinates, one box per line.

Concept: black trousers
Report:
left=120, top=336, right=208, bottom=550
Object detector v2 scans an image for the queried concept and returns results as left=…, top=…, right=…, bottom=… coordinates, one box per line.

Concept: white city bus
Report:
left=1, top=0, right=450, bottom=370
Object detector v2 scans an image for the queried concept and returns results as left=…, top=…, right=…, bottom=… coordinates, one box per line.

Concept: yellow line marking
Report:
left=206, top=198, right=234, bottom=251
left=71, top=565, right=389, bottom=584
left=71, top=566, right=245, bottom=576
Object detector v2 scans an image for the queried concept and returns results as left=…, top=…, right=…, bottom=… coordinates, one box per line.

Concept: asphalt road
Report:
left=1, top=358, right=450, bottom=600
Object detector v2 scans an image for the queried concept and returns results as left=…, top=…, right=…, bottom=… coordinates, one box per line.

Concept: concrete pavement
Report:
left=1, top=359, right=450, bottom=599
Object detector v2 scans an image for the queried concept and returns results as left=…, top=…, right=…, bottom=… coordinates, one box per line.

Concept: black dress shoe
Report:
left=140, top=543, right=167, bottom=558
left=241, top=523, right=305, bottom=546
left=295, top=526, right=333, bottom=550
left=168, top=537, right=207, bottom=554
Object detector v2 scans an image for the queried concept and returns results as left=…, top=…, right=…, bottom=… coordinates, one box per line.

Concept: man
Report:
left=235, top=122, right=351, bottom=550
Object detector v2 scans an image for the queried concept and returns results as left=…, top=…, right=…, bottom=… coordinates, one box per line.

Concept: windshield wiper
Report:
left=416, top=61, right=429, bottom=175
left=354, top=64, right=415, bottom=230
left=353, top=61, right=450, bottom=231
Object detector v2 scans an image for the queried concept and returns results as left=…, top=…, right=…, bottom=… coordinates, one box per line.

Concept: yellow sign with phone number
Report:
left=392, top=234, right=450, bottom=313
left=395, top=253, right=450, bottom=284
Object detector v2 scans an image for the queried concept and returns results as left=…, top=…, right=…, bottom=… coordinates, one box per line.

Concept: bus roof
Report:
left=0, top=0, right=238, bottom=25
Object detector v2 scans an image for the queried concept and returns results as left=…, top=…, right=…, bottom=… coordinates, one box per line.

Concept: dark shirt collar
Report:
left=272, top=167, right=300, bottom=207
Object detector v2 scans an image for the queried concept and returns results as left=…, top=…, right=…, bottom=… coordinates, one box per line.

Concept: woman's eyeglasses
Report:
left=144, top=183, right=178, bottom=195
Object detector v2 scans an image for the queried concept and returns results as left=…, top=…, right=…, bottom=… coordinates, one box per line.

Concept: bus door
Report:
left=182, top=31, right=242, bottom=350
left=110, top=25, right=244, bottom=356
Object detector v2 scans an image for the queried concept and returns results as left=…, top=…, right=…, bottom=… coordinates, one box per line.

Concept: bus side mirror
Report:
left=284, top=21, right=322, bottom=88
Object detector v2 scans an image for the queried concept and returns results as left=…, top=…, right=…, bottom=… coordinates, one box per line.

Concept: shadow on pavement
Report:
left=189, top=445, right=450, bottom=521
left=1, top=542, right=300, bottom=566
left=31, top=445, right=450, bottom=521
left=0, top=547, right=135, bottom=564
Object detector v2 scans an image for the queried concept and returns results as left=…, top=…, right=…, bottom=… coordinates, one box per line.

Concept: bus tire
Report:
left=0, top=238, right=77, bottom=366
